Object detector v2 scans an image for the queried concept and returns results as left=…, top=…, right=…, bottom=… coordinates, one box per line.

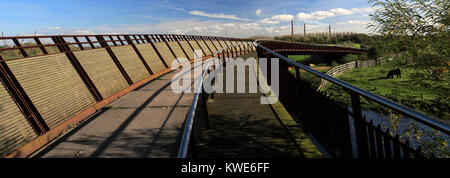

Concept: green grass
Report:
left=288, top=55, right=311, bottom=62
left=289, top=67, right=330, bottom=88
left=322, top=63, right=450, bottom=120
left=325, top=43, right=361, bottom=49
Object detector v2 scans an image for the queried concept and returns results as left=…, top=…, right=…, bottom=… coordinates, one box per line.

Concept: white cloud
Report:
left=259, top=18, right=279, bottom=24
left=258, top=14, right=293, bottom=25
left=349, top=7, right=376, bottom=13
left=239, top=23, right=262, bottom=30
left=329, top=8, right=353, bottom=15
left=47, top=26, right=62, bottom=30
left=189, top=10, right=250, bottom=21
left=296, top=7, right=373, bottom=20
left=256, top=9, right=262, bottom=16
left=74, top=29, right=94, bottom=34
left=270, top=14, right=294, bottom=21
left=337, top=20, right=369, bottom=25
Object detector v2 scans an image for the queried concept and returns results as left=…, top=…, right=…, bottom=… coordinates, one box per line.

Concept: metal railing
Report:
left=254, top=40, right=449, bottom=158
left=177, top=43, right=255, bottom=158
left=0, top=33, right=252, bottom=158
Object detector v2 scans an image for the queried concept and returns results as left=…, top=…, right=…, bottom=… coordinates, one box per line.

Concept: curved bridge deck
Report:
left=198, top=53, right=322, bottom=158
left=35, top=63, right=200, bottom=158
left=34, top=53, right=322, bottom=158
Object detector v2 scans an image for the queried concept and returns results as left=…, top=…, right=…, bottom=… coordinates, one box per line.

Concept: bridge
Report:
left=0, top=34, right=448, bottom=158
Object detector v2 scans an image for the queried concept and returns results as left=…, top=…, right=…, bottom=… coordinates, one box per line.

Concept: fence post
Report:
left=144, top=35, right=169, bottom=69
left=192, top=36, right=207, bottom=57
left=350, top=92, right=369, bottom=158
left=159, top=35, right=180, bottom=64
left=123, top=35, right=153, bottom=75
left=96, top=35, right=133, bottom=85
left=53, top=36, right=104, bottom=102
left=173, top=35, right=190, bottom=60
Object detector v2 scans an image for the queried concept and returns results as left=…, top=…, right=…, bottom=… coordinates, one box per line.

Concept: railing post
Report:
left=207, top=36, right=219, bottom=53
left=144, top=35, right=169, bottom=68
left=12, top=37, right=28, bottom=57
left=200, top=36, right=213, bottom=56
left=96, top=35, right=133, bottom=85
left=181, top=35, right=196, bottom=58
left=201, top=87, right=211, bottom=130
left=350, top=92, right=369, bottom=158
left=34, top=37, right=48, bottom=55
left=73, top=36, right=84, bottom=50
left=192, top=36, right=207, bottom=57
left=159, top=34, right=180, bottom=64
left=222, top=50, right=226, bottom=66
left=85, top=36, right=96, bottom=49
left=123, top=35, right=153, bottom=75
left=173, top=35, right=189, bottom=60
left=294, top=66, right=301, bottom=118
left=214, top=37, right=224, bottom=50
left=53, top=36, right=104, bottom=102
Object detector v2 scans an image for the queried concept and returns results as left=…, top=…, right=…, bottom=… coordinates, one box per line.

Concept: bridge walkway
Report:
left=197, top=53, right=323, bottom=158
left=34, top=62, right=202, bottom=158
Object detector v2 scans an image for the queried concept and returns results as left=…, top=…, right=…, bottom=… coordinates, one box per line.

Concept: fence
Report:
left=317, top=59, right=379, bottom=91
left=0, top=34, right=255, bottom=158
left=255, top=40, right=449, bottom=158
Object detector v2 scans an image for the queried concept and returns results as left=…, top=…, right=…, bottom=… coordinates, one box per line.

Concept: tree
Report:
left=368, top=0, right=449, bottom=67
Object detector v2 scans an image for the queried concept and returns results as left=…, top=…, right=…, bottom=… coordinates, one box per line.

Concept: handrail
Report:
left=177, top=42, right=251, bottom=158
left=254, top=40, right=450, bottom=134
left=177, top=60, right=212, bottom=158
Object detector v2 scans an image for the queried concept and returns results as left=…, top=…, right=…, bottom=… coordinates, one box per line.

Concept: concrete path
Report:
left=34, top=52, right=322, bottom=158
left=35, top=62, right=202, bottom=158
left=198, top=53, right=323, bottom=158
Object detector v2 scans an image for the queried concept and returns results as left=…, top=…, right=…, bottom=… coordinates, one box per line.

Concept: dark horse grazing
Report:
left=386, top=68, right=401, bottom=78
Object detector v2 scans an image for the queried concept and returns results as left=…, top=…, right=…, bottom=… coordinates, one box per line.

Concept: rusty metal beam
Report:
left=124, top=35, right=153, bottom=75
left=144, top=35, right=169, bottom=68
left=52, top=36, right=103, bottom=101
left=12, top=37, right=28, bottom=57
left=158, top=34, right=180, bottom=64
left=96, top=35, right=133, bottom=85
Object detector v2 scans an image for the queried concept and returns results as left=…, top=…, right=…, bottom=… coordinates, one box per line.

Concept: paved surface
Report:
left=35, top=62, right=202, bottom=158
left=34, top=52, right=322, bottom=158
left=198, top=53, right=323, bottom=158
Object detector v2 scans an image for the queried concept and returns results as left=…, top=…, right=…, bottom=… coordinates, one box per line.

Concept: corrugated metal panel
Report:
left=205, top=41, right=217, bottom=54
left=238, top=41, right=246, bottom=51
left=219, top=41, right=228, bottom=49
left=73, top=48, right=129, bottom=99
left=212, top=41, right=222, bottom=51
left=0, top=81, right=37, bottom=157
left=179, top=41, right=194, bottom=60
left=198, top=41, right=212, bottom=56
left=167, top=41, right=188, bottom=60
left=231, top=41, right=241, bottom=51
left=135, top=44, right=166, bottom=73
left=6, top=54, right=96, bottom=128
left=225, top=41, right=233, bottom=49
left=187, top=41, right=203, bottom=58
left=110, top=45, right=149, bottom=83
left=154, top=42, right=176, bottom=66
left=249, top=42, right=256, bottom=50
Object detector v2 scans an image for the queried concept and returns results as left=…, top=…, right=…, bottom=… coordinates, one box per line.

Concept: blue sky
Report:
left=0, top=0, right=376, bottom=37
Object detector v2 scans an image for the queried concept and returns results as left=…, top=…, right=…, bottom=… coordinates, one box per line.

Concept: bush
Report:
left=338, top=54, right=359, bottom=64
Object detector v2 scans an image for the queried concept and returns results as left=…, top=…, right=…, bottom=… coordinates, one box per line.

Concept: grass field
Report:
left=322, top=63, right=450, bottom=120
left=288, top=55, right=311, bottom=62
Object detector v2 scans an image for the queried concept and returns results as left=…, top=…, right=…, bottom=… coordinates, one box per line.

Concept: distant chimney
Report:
left=304, top=23, right=306, bottom=36
left=329, top=25, right=331, bottom=38
left=291, top=20, right=294, bottom=42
